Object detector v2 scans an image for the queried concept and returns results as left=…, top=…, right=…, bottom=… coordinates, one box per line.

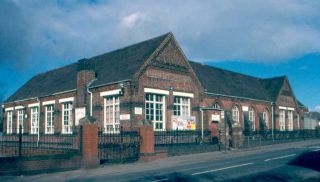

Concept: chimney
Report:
left=76, top=59, right=96, bottom=108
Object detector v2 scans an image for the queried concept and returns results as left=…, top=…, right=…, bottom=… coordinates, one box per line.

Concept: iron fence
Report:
left=242, top=129, right=320, bottom=148
left=0, top=127, right=80, bottom=157
left=154, top=129, right=220, bottom=156
left=98, top=128, right=140, bottom=164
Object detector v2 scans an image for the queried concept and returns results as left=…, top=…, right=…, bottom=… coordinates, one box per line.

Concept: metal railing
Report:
left=0, top=126, right=80, bottom=157
left=98, top=127, right=140, bottom=164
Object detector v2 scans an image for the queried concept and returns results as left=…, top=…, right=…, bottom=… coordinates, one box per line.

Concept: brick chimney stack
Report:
left=76, top=59, right=96, bottom=108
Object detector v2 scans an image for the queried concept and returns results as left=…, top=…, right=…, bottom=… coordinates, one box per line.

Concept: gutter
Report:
left=88, top=79, right=131, bottom=89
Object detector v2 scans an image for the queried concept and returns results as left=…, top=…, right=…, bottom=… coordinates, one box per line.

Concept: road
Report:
left=2, top=139, right=320, bottom=182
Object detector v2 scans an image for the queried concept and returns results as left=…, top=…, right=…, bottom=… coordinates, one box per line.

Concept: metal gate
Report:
left=98, top=128, right=140, bottom=163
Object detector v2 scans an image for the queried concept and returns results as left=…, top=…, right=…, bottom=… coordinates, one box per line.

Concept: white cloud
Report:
left=311, top=106, right=320, bottom=112
left=1, top=0, right=320, bottom=67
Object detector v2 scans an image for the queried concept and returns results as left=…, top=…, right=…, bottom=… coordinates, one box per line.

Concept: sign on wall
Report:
left=171, top=115, right=196, bottom=130
left=134, top=107, right=143, bottom=115
left=211, top=114, right=220, bottom=122
left=75, top=107, right=86, bottom=126
left=242, top=106, right=249, bottom=112
left=120, top=114, right=130, bottom=120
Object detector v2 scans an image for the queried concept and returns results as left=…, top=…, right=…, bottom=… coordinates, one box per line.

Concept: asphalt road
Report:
left=3, top=140, right=320, bottom=182
left=82, top=146, right=320, bottom=182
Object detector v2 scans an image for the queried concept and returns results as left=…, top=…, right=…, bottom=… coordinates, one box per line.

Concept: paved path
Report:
left=2, top=139, right=320, bottom=181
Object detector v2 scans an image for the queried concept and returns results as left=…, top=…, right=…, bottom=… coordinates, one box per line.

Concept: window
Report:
left=249, top=107, right=255, bottom=131
left=263, top=110, right=269, bottom=129
left=288, top=110, right=293, bottom=131
left=173, top=96, right=190, bottom=117
left=62, top=102, right=73, bottom=134
left=104, top=96, right=120, bottom=133
left=6, top=111, right=13, bottom=134
left=45, top=105, right=54, bottom=134
left=279, top=110, right=286, bottom=131
left=17, top=109, right=24, bottom=133
left=232, top=106, right=239, bottom=123
left=145, top=93, right=165, bottom=131
left=213, top=103, right=220, bottom=109
left=30, top=107, right=39, bottom=134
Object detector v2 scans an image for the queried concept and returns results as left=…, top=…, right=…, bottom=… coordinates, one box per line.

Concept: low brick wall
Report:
left=0, top=152, right=81, bottom=176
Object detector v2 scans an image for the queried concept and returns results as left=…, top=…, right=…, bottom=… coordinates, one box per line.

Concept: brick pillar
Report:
left=139, top=125, right=155, bottom=160
left=80, top=121, right=99, bottom=168
left=231, top=124, right=243, bottom=148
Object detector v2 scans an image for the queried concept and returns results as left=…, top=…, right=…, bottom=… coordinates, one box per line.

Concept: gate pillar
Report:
left=79, top=117, right=99, bottom=168
left=139, top=125, right=155, bottom=160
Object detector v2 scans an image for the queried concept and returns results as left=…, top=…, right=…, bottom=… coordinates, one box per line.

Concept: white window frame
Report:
left=45, top=105, right=55, bottom=134
left=248, top=107, right=255, bottom=131
left=62, top=102, right=73, bottom=134
left=6, top=111, right=13, bottom=134
left=173, top=96, right=190, bottom=117
left=297, top=114, right=300, bottom=129
left=103, top=96, right=120, bottom=134
left=279, top=109, right=286, bottom=131
left=145, top=93, right=166, bottom=131
left=17, top=109, right=24, bottom=133
left=263, top=110, right=269, bottom=130
left=232, top=106, right=239, bottom=123
left=213, top=103, right=220, bottom=109
left=288, top=110, right=293, bottom=131
left=30, top=107, right=39, bottom=134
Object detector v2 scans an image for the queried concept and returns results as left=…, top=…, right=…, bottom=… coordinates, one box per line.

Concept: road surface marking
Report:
left=264, top=154, right=296, bottom=162
left=312, top=149, right=320, bottom=152
left=191, top=163, right=254, bottom=176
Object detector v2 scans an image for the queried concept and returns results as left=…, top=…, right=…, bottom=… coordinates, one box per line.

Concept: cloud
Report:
left=311, top=106, right=320, bottom=112
left=1, top=0, right=320, bottom=68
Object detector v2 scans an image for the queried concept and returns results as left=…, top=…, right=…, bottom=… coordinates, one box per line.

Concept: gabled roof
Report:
left=189, top=61, right=272, bottom=101
left=260, top=76, right=286, bottom=101
left=6, top=33, right=170, bottom=102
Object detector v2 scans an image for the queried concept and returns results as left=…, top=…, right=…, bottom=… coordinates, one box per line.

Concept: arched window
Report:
left=213, top=102, right=220, bottom=109
left=263, top=110, right=269, bottom=130
left=232, top=106, right=239, bottom=123
left=249, top=107, right=255, bottom=131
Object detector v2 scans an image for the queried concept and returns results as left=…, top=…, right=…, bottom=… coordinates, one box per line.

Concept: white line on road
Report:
left=312, top=149, right=320, bottom=152
left=150, top=178, right=168, bottom=182
left=264, top=154, right=296, bottom=162
left=191, top=163, right=254, bottom=176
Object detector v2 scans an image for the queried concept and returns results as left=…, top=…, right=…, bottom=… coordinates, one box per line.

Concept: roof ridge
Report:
left=188, top=60, right=261, bottom=80
left=90, top=32, right=171, bottom=60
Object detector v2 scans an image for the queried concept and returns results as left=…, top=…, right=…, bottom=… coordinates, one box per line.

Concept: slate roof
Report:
left=6, top=32, right=301, bottom=106
left=6, top=33, right=169, bottom=102
left=190, top=61, right=274, bottom=101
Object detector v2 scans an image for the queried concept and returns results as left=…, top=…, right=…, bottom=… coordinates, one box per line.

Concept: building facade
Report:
left=1, top=33, right=308, bottom=136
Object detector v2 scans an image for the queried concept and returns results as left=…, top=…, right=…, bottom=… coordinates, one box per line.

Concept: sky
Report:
left=0, top=0, right=320, bottom=111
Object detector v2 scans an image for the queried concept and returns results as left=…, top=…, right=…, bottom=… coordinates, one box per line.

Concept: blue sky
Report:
left=0, top=0, right=320, bottom=111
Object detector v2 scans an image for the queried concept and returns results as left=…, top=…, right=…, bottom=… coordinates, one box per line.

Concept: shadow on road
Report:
left=289, top=150, right=320, bottom=172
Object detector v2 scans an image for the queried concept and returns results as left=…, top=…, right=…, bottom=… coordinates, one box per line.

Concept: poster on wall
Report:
left=171, top=116, right=196, bottom=130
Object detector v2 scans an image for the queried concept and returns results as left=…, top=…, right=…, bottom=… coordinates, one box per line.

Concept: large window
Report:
left=45, top=105, right=54, bottom=134
left=279, top=110, right=286, bottom=131
left=145, top=93, right=165, bottom=131
left=6, top=111, right=13, bottom=134
left=232, top=106, right=239, bottom=123
left=288, top=110, right=293, bottom=131
left=263, top=110, right=269, bottom=130
left=173, top=96, right=190, bottom=117
left=249, top=107, right=255, bottom=131
left=30, top=107, right=39, bottom=134
left=17, top=109, right=24, bottom=133
left=62, top=102, right=73, bottom=134
left=104, top=96, right=120, bottom=133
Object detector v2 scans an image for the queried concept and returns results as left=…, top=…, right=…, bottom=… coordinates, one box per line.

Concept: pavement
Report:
left=2, top=139, right=320, bottom=182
